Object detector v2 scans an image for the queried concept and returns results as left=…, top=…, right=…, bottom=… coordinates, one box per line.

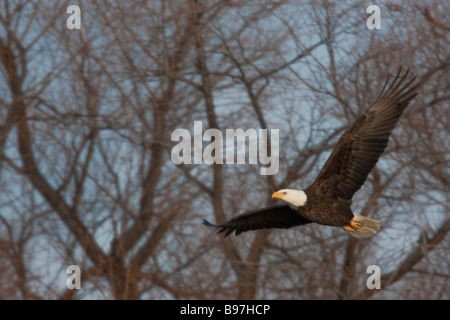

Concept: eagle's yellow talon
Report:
left=351, top=220, right=361, bottom=229
left=343, top=225, right=356, bottom=232
left=343, top=220, right=361, bottom=232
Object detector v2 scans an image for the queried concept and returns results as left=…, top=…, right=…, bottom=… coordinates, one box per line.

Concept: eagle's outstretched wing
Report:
left=311, top=67, right=420, bottom=201
left=203, top=204, right=311, bottom=237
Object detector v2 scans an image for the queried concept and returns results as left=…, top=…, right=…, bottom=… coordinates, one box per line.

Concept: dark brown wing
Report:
left=311, top=67, right=420, bottom=201
left=202, top=204, right=311, bottom=237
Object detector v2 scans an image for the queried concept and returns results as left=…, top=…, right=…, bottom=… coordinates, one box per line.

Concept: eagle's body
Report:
left=203, top=67, right=420, bottom=238
left=301, top=188, right=353, bottom=226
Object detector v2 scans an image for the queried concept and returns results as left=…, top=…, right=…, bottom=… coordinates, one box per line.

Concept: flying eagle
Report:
left=203, top=67, right=419, bottom=238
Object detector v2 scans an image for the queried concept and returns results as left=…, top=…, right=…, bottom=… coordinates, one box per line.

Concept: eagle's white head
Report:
left=272, top=189, right=307, bottom=208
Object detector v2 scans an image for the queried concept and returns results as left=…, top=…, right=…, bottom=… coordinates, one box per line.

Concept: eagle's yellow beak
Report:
left=272, top=191, right=283, bottom=199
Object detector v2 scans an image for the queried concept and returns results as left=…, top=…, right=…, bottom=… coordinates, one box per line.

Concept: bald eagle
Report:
left=202, top=67, right=419, bottom=238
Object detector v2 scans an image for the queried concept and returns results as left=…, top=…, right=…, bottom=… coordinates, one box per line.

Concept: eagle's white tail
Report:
left=346, top=214, right=380, bottom=238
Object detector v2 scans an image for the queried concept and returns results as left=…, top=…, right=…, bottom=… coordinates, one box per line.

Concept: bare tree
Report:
left=0, top=0, right=448, bottom=300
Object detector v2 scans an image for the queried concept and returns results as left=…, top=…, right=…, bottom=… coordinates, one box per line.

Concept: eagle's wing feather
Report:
left=202, top=204, right=311, bottom=237
left=311, top=67, right=420, bottom=201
